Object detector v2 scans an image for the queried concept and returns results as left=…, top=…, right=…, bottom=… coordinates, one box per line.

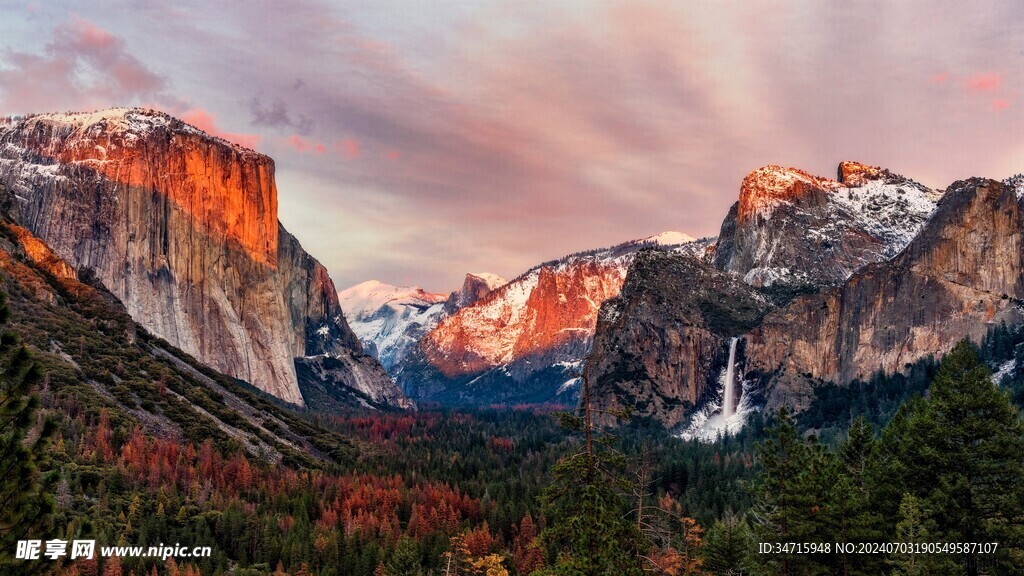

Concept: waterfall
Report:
left=723, top=337, right=738, bottom=418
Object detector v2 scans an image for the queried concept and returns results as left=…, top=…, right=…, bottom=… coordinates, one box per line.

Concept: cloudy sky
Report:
left=1, top=1, right=1022, bottom=291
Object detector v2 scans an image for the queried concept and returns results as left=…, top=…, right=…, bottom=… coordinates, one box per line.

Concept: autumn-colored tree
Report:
left=511, top=514, right=545, bottom=575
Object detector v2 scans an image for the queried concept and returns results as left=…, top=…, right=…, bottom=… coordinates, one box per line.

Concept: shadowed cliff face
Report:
left=745, top=178, right=1024, bottom=412
left=585, top=250, right=772, bottom=428
left=0, top=109, right=399, bottom=407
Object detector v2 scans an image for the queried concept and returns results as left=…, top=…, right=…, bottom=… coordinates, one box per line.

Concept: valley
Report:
left=2, top=108, right=1023, bottom=575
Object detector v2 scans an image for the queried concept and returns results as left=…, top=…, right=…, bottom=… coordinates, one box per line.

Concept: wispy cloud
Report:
left=0, top=16, right=168, bottom=113
left=179, top=108, right=261, bottom=149
left=1, top=1, right=1022, bottom=291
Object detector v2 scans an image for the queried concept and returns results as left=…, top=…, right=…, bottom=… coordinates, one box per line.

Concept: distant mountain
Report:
left=0, top=108, right=404, bottom=409
left=338, top=280, right=449, bottom=372
left=397, top=232, right=705, bottom=405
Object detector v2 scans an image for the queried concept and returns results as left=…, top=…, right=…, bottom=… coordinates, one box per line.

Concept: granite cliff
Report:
left=713, top=162, right=941, bottom=288
left=586, top=250, right=772, bottom=428
left=0, top=108, right=401, bottom=407
left=586, top=164, right=1024, bottom=429
left=744, top=177, right=1024, bottom=411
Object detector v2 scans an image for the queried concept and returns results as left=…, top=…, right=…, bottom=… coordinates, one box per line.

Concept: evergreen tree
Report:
left=385, top=536, right=422, bottom=576
left=877, top=340, right=1024, bottom=574
left=0, top=287, right=56, bottom=575
left=891, top=494, right=929, bottom=576
left=826, top=418, right=884, bottom=576
left=702, top=511, right=753, bottom=576
left=750, top=408, right=831, bottom=575
left=536, top=375, right=647, bottom=576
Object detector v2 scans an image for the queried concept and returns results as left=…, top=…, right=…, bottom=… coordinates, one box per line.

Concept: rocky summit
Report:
left=713, top=162, right=942, bottom=288
left=395, top=233, right=705, bottom=405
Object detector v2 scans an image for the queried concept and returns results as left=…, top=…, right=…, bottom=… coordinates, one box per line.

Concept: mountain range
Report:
left=3, top=107, right=1021, bottom=434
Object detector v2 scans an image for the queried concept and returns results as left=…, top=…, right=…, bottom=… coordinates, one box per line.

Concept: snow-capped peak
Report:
left=465, top=272, right=507, bottom=291
left=12, top=108, right=260, bottom=155
left=338, top=280, right=446, bottom=322
left=643, top=231, right=697, bottom=246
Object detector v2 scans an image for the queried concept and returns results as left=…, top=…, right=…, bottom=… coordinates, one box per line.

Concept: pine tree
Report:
left=702, top=511, right=754, bottom=576
left=827, top=418, right=884, bottom=576
left=385, top=536, right=422, bottom=576
left=750, top=408, right=831, bottom=575
left=536, top=375, right=647, bottom=575
left=0, top=287, right=57, bottom=575
left=891, top=494, right=928, bottom=576
left=877, top=340, right=1024, bottom=574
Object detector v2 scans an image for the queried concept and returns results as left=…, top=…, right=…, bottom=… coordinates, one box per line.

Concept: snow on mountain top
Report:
left=466, top=272, right=507, bottom=290
left=1005, top=174, right=1024, bottom=199
left=339, top=280, right=446, bottom=322
left=10, top=108, right=260, bottom=154
left=643, top=231, right=697, bottom=246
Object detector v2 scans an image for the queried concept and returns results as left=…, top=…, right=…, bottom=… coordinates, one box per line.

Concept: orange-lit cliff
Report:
left=0, top=108, right=401, bottom=406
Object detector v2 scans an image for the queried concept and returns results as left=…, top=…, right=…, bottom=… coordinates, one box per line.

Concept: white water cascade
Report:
left=723, top=337, right=738, bottom=418
left=679, top=336, right=759, bottom=442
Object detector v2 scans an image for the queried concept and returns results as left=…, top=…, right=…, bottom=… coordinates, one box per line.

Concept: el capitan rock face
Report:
left=0, top=108, right=400, bottom=407
left=713, top=162, right=941, bottom=288
left=744, top=177, right=1024, bottom=411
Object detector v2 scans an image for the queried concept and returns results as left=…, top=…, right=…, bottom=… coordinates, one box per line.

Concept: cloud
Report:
left=0, top=17, right=167, bottom=113
left=3, top=1, right=1023, bottom=290
left=966, top=72, right=1002, bottom=93
left=179, top=108, right=261, bottom=149
left=286, top=134, right=325, bottom=155
left=248, top=96, right=314, bottom=134
left=336, top=138, right=360, bottom=158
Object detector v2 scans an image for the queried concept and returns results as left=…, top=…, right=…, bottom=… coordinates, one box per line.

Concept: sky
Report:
left=0, top=0, right=1022, bottom=291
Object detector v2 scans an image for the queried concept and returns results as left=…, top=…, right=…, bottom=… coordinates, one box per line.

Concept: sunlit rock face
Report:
left=398, top=234, right=705, bottom=405
left=584, top=167, right=1024, bottom=429
left=0, top=108, right=399, bottom=406
left=713, top=162, right=942, bottom=288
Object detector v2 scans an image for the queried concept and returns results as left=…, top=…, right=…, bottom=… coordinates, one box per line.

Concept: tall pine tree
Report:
left=750, top=408, right=832, bottom=576
left=877, top=340, right=1024, bottom=574
left=536, top=375, right=647, bottom=576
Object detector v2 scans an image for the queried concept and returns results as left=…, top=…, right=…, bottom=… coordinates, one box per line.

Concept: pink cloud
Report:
left=991, top=98, right=1010, bottom=112
left=337, top=138, right=361, bottom=159
left=68, top=17, right=116, bottom=50
left=0, top=17, right=168, bottom=113
left=286, top=134, right=326, bottom=155
left=929, top=72, right=949, bottom=83
left=966, top=72, right=1002, bottom=93
left=180, top=108, right=261, bottom=149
